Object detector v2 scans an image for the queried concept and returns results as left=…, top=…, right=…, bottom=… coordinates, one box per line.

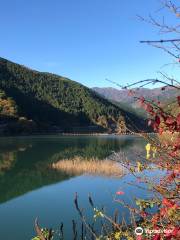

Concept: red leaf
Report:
left=167, top=172, right=175, bottom=182
left=172, top=227, right=180, bottom=237
left=155, top=116, right=160, bottom=125
left=140, top=212, right=148, bottom=218
left=153, top=234, right=160, bottom=240
left=116, top=191, right=124, bottom=195
left=139, top=97, right=145, bottom=104
left=136, top=236, right=142, bottom=240
left=166, top=117, right=174, bottom=125
left=146, top=104, right=153, bottom=112
left=177, top=96, right=180, bottom=106
left=177, top=113, right=180, bottom=126
left=153, top=122, right=159, bottom=131
left=160, top=207, right=167, bottom=216
left=162, top=198, right=175, bottom=208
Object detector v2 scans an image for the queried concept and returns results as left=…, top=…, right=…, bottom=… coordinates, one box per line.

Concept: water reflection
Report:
left=0, top=136, right=146, bottom=204
left=0, top=135, right=148, bottom=240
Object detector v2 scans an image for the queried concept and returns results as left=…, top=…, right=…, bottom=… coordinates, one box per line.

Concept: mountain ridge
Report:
left=0, top=57, right=149, bottom=135
left=93, top=86, right=179, bottom=103
left=93, top=86, right=179, bottom=119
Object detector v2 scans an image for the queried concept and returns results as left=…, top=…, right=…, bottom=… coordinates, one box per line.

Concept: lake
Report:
left=0, top=135, right=151, bottom=240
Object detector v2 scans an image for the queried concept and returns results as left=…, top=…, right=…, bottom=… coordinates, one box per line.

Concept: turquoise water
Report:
left=0, top=135, right=148, bottom=239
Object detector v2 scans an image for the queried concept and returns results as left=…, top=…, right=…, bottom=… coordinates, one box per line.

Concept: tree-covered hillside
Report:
left=93, top=87, right=179, bottom=120
left=0, top=57, right=148, bottom=135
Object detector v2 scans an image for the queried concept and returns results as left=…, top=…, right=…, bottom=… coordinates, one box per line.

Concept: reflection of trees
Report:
left=0, top=151, right=17, bottom=173
left=0, top=136, right=145, bottom=204
left=0, top=141, right=31, bottom=174
left=50, top=137, right=144, bottom=162
left=0, top=140, right=73, bottom=203
left=120, top=138, right=147, bottom=162
left=0, top=166, right=73, bottom=204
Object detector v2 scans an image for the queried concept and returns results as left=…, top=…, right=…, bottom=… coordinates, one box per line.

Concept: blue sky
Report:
left=0, top=0, right=179, bottom=88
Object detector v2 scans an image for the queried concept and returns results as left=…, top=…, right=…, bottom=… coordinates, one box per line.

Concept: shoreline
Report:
left=0, top=132, right=155, bottom=138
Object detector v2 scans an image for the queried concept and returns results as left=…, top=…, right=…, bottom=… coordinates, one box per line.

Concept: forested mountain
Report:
left=93, top=87, right=179, bottom=103
left=0, top=57, right=148, bottom=135
left=93, top=87, right=179, bottom=119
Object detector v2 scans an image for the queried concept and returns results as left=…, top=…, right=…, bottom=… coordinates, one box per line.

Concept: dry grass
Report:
left=52, top=156, right=125, bottom=177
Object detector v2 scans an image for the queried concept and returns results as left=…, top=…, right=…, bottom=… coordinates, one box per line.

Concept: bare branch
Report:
left=140, top=39, right=180, bottom=43
left=137, top=14, right=180, bottom=34
left=163, top=0, right=180, bottom=18
left=158, top=71, right=180, bottom=85
left=140, top=40, right=180, bottom=59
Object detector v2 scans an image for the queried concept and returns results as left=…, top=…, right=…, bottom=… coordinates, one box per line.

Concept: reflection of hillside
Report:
left=0, top=151, right=16, bottom=172
left=0, top=167, right=72, bottom=204
left=0, top=136, right=145, bottom=204
left=121, top=138, right=147, bottom=162
left=50, top=137, right=142, bottom=162
left=0, top=141, right=32, bottom=174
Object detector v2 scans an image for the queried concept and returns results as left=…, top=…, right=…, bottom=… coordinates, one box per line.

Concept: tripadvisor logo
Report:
left=135, top=227, right=144, bottom=235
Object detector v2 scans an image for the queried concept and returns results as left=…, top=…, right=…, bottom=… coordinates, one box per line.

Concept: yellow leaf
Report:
left=137, top=161, right=143, bottom=172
